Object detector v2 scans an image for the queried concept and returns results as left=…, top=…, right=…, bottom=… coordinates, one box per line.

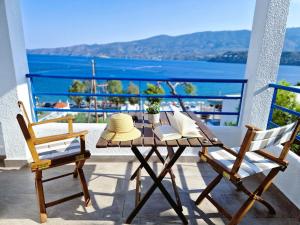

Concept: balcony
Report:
left=0, top=0, right=300, bottom=224
left=0, top=74, right=299, bottom=224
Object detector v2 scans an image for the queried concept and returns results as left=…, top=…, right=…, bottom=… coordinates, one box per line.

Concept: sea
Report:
left=27, top=54, right=300, bottom=103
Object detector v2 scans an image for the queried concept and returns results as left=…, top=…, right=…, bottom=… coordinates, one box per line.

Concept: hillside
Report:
left=208, top=51, right=300, bottom=66
left=28, top=28, right=300, bottom=61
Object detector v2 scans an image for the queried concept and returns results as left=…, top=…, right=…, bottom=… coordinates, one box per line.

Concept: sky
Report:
left=20, top=0, right=300, bottom=49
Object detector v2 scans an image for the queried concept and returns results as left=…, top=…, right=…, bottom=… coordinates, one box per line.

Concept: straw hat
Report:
left=101, top=113, right=141, bottom=141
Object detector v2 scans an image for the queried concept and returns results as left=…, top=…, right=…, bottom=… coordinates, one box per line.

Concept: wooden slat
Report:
left=45, top=192, right=84, bottom=208
left=95, top=111, right=223, bottom=149
left=42, top=172, right=74, bottom=183
left=176, top=138, right=190, bottom=147
left=108, top=141, right=120, bottom=147
left=96, top=137, right=109, bottom=148
left=120, top=140, right=132, bottom=147
left=187, top=138, right=202, bottom=147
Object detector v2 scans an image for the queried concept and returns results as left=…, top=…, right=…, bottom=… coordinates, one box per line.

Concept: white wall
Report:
left=220, top=97, right=240, bottom=126
left=0, top=0, right=31, bottom=164
left=267, top=146, right=300, bottom=209
left=240, top=0, right=290, bottom=131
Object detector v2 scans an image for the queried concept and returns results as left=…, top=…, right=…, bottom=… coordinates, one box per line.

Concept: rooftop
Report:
left=0, top=162, right=299, bottom=225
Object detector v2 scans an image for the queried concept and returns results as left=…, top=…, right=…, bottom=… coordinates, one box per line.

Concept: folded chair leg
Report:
left=256, top=197, right=276, bottom=215
left=35, top=170, right=47, bottom=223
left=73, top=161, right=79, bottom=178
left=229, top=168, right=279, bottom=225
left=235, top=182, right=276, bottom=215
left=195, top=174, right=222, bottom=205
left=228, top=194, right=256, bottom=225
left=77, top=160, right=91, bottom=207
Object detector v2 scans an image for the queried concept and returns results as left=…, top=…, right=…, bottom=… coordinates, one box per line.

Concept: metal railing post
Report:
left=236, top=83, right=245, bottom=126
left=267, top=87, right=278, bottom=129
left=30, top=77, right=38, bottom=122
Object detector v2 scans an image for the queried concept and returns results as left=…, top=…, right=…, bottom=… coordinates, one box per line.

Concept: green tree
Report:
left=107, top=80, right=124, bottom=107
left=224, top=121, right=237, bottom=126
left=83, top=80, right=92, bottom=105
left=166, top=81, right=196, bottom=111
left=127, top=82, right=139, bottom=105
left=183, top=82, right=196, bottom=95
left=272, top=80, right=300, bottom=154
left=144, top=83, right=165, bottom=104
left=272, top=80, right=298, bottom=126
left=68, top=80, right=86, bottom=108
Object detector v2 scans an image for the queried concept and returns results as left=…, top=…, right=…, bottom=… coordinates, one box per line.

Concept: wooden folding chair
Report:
left=16, top=101, right=91, bottom=223
left=196, top=120, right=300, bottom=225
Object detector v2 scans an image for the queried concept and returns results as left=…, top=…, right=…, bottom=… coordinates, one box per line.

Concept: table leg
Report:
left=166, top=147, right=183, bottom=211
left=135, top=168, right=141, bottom=206
left=154, top=147, right=165, bottom=164
left=126, top=146, right=188, bottom=224
left=130, top=146, right=156, bottom=180
left=131, top=146, right=166, bottom=181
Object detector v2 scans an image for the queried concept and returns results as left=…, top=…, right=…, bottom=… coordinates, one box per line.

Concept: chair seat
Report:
left=37, top=138, right=81, bottom=160
left=210, top=146, right=281, bottom=178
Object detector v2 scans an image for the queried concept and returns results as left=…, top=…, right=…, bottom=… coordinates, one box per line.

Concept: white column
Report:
left=0, top=0, right=31, bottom=166
left=240, top=0, right=290, bottom=129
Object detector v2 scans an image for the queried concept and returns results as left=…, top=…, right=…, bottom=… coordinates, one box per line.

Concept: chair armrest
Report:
left=34, top=130, right=88, bottom=145
left=255, top=149, right=288, bottom=167
left=245, top=124, right=262, bottom=131
left=31, top=116, right=74, bottom=133
left=31, top=115, right=74, bottom=125
left=31, top=159, right=52, bottom=171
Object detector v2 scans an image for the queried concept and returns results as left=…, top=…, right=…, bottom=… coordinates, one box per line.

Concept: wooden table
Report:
left=96, top=112, right=223, bottom=224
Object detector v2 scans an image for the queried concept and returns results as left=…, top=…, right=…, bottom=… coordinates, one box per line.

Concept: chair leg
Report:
left=195, top=174, right=222, bottom=205
left=235, top=182, right=276, bottom=215
left=35, top=170, right=47, bottom=223
left=228, top=195, right=256, bottom=225
left=73, top=162, right=79, bottom=178
left=256, top=197, right=276, bottom=215
left=229, top=168, right=280, bottom=225
left=77, top=160, right=91, bottom=207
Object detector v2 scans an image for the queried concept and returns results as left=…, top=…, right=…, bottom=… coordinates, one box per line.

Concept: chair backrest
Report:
left=16, top=101, right=39, bottom=162
left=230, top=120, right=300, bottom=175
left=248, top=122, right=298, bottom=151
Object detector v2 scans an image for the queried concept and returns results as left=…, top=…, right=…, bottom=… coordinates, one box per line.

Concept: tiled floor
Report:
left=0, top=162, right=299, bottom=225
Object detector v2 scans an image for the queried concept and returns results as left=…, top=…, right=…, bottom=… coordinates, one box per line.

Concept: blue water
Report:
left=27, top=54, right=300, bottom=103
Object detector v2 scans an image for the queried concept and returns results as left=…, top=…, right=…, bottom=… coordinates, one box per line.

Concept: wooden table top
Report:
left=96, top=111, right=223, bottom=148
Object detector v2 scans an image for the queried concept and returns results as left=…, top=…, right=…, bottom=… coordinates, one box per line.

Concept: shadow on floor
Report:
left=0, top=161, right=299, bottom=225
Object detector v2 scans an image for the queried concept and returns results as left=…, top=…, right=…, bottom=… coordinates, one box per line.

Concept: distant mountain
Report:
left=208, top=51, right=300, bottom=66
left=28, top=28, right=300, bottom=61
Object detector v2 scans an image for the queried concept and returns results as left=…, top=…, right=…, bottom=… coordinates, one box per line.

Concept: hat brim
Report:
left=101, top=127, right=141, bottom=142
